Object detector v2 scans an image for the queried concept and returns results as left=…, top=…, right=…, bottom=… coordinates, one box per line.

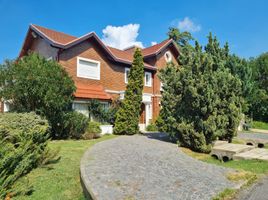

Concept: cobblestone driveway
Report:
left=81, top=134, right=236, bottom=200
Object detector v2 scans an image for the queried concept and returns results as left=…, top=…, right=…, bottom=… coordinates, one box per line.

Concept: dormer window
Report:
left=164, top=51, right=172, bottom=62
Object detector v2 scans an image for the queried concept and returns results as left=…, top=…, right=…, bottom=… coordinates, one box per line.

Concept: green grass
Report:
left=181, top=147, right=268, bottom=174
left=13, top=135, right=117, bottom=200
left=252, top=121, right=268, bottom=130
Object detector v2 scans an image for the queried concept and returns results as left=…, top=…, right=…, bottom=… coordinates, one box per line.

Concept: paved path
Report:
left=237, top=176, right=268, bottom=200
left=238, top=132, right=268, bottom=141
left=81, top=133, right=237, bottom=200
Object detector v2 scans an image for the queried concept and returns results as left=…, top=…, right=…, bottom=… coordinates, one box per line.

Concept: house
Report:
left=8, top=24, right=180, bottom=130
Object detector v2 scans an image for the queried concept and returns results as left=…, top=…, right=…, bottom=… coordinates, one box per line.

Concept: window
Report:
left=72, top=102, right=89, bottom=117
left=100, top=102, right=110, bottom=111
left=145, top=72, right=152, bottom=87
left=164, top=51, right=172, bottom=62
left=160, top=81, right=163, bottom=91
left=125, top=68, right=130, bottom=83
left=77, top=57, right=100, bottom=80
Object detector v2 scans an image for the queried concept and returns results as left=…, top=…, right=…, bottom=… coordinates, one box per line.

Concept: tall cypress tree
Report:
left=113, top=48, right=144, bottom=135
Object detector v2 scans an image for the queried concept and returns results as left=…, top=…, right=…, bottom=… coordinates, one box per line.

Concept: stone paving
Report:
left=237, top=176, right=268, bottom=200
left=81, top=134, right=237, bottom=200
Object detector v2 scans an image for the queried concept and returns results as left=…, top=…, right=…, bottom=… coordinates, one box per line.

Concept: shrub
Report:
left=114, top=48, right=144, bottom=135
left=0, top=53, right=76, bottom=139
left=146, top=123, right=158, bottom=132
left=252, top=121, right=268, bottom=130
left=82, top=122, right=101, bottom=140
left=61, top=111, right=88, bottom=139
left=0, top=112, right=50, bottom=198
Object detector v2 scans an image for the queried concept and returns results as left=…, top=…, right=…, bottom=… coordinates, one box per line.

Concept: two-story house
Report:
left=4, top=24, right=179, bottom=130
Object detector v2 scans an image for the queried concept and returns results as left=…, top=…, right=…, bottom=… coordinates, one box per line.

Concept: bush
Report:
left=61, top=111, right=88, bottom=139
left=252, top=121, right=268, bottom=130
left=0, top=112, right=50, bottom=198
left=146, top=123, right=158, bottom=132
left=82, top=122, right=101, bottom=140
left=0, top=53, right=76, bottom=139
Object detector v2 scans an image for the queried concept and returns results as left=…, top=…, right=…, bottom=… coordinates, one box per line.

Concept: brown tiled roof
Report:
left=32, top=24, right=77, bottom=44
left=108, top=46, right=134, bottom=62
left=142, top=39, right=172, bottom=57
left=74, top=83, right=111, bottom=100
left=21, top=24, right=178, bottom=70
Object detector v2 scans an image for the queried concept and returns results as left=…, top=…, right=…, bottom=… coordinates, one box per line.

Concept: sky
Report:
left=0, top=0, right=268, bottom=63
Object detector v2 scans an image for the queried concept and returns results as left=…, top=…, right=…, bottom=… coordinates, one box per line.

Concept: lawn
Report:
left=13, top=135, right=117, bottom=200
left=252, top=121, right=268, bottom=130
left=181, top=147, right=268, bottom=174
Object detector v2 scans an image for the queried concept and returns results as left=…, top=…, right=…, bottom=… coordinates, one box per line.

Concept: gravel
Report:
left=81, top=134, right=236, bottom=200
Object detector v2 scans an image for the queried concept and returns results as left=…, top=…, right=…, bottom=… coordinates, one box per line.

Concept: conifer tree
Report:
left=157, top=34, right=242, bottom=152
left=113, top=48, right=144, bottom=135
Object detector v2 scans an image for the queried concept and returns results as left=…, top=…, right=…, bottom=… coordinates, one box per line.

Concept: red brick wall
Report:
left=145, top=47, right=179, bottom=122
left=28, top=37, right=179, bottom=124
left=58, top=39, right=153, bottom=95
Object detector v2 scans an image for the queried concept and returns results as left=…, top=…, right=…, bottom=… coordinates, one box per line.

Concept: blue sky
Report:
left=0, top=0, right=268, bottom=63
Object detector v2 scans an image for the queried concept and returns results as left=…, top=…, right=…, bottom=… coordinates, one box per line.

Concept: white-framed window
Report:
left=145, top=72, right=152, bottom=87
left=160, top=81, right=163, bottom=91
left=125, top=68, right=130, bottom=83
left=77, top=57, right=100, bottom=80
left=100, top=102, right=110, bottom=111
left=72, top=102, right=89, bottom=117
left=164, top=51, right=172, bottom=62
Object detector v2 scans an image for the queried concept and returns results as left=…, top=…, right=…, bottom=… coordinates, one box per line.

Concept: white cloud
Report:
left=151, top=41, right=157, bottom=46
left=101, top=24, right=144, bottom=49
left=177, top=17, right=201, bottom=33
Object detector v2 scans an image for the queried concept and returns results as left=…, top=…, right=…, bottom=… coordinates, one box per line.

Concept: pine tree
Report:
left=113, top=48, right=144, bottom=135
left=157, top=34, right=242, bottom=152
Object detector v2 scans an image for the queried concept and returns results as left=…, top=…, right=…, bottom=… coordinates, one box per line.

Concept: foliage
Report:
left=167, top=27, right=194, bottom=47
left=0, top=53, right=76, bottom=139
left=61, top=111, right=88, bottom=139
left=146, top=123, right=158, bottom=132
left=12, top=135, right=117, bottom=200
left=168, top=27, right=195, bottom=64
left=248, top=53, right=268, bottom=122
left=82, top=121, right=101, bottom=140
left=0, top=112, right=50, bottom=198
left=88, top=99, right=120, bottom=124
left=252, top=121, right=268, bottom=130
left=113, top=48, right=144, bottom=135
left=225, top=54, right=254, bottom=112
left=181, top=147, right=268, bottom=174
left=158, top=33, right=242, bottom=152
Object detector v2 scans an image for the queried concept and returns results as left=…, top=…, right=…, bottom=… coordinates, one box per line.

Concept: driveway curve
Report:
left=80, top=134, right=236, bottom=200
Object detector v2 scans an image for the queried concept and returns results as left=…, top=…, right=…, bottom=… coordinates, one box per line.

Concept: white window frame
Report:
left=125, top=68, right=130, bottom=83
left=164, top=51, right=172, bottom=62
left=160, top=81, right=163, bottom=91
left=77, top=57, right=100, bottom=80
left=144, top=72, right=152, bottom=87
